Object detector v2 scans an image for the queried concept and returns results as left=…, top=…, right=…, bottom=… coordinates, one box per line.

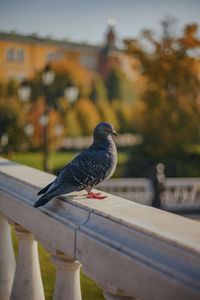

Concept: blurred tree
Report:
left=96, top=98, right=119, bottom=130
left=29, top=60, right=91, bottom=106
left=124, top=19, right=200, bottom=177
left=52, top=60, right=91, bottom=97
left=0, top=83, right=3, bottom=96
left=28, top=98, right=46, bottom=148
left=112, top=100, right=134, bottom=132
left=179, top=23, right=200, bottom=48
left=6, top=79, right=18, bottom=97
left=0, top=97, right=26, bottom=149
left=75, top=98, right=101, bottom=135
left=64, top=108, right=83, bottom=137
left=105, top=67, right=124, bottom=101
left=89, top=76, right=107, bottom=103
left=105, top=67, right=137, bottom=104
left=28, top=98, right=62, bottom=150
left=125, top=19, right=200, bottom=157
left=24, top=60, right=92, bottom=149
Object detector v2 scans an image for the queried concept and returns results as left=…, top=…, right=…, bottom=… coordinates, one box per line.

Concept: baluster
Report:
left=0, top=214, right=16, bottom=300
left=51, top=253, right=82, bottom=300
left=190, top=186, right=196, bottom=205
left=10, top=224, right=45, bottom=300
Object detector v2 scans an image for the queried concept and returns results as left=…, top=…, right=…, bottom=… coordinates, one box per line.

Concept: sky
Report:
left=0, top=0, right=199, bottom=45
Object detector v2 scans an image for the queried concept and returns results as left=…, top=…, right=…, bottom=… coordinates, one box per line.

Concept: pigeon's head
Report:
left=93, top=122, right=117, bottom=140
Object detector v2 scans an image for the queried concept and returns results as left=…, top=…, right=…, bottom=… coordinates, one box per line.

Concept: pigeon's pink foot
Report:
left=86, top=192, right=107, bottom=199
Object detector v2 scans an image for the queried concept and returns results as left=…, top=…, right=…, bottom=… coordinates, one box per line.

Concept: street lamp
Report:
left=0, top=133, right=9, bottom=152
left=18, top=80, right=31, bottom=102
left=42, top=64, right=55, bottom=87
left=24, top=124, right=34, bottom=148
left=18, top=66, right=79, bottom=172
left=64, top=86, right=79, bottom=104
left=18, top=66, right=55, bottom=172
left=55, top=124, right=64, bottom=136
left=40, top=64, right=55, bottom=171
left=24, top=124, right=34, bottom=137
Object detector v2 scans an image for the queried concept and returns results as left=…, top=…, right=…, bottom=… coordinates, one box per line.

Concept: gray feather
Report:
left=37, top=182, right=53, bottom=195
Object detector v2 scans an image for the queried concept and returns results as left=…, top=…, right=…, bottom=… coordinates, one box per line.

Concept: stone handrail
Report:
left=0, top=157, right=200, bottom=300
left=99, top=178, right=200, bottom=211
left=99, top=178, right=153, bottom=206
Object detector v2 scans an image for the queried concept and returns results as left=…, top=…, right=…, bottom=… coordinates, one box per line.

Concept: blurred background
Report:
left=0, top=0, right=200, bottom=178
left=0, top=0, right=200, bottom=298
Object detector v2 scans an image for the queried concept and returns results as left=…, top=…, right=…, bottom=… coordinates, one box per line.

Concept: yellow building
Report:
left=0, top=32, right=100, bottom=82
left=0, top=26, right=137, bottom=83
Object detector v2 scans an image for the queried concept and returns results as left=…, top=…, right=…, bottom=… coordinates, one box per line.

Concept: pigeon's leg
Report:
left=86, top=192, right=107, bottom=199
left=85, top=188, right=107, bottom=200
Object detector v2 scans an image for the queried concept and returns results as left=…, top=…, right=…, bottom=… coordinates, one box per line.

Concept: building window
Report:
left=47, top=52, right=54, bottom=62
left=54, top=52, right=64, bottom=61
left=16, top=49, right=25, bottom=62
left=80, top=55, right=97, bottom=69
left=6, top=48, right=15, bottom=61
left=46, top=51, right=63, bottom=62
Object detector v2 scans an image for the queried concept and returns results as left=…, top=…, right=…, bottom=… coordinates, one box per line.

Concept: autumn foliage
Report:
left=125, top=19, right=200, bottom=176
left=1, top=18, right=200, bottom=177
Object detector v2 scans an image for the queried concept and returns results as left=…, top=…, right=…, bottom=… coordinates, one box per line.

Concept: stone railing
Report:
left=99, top=178, right=153, bottom=206
left=0, top=157, right=200, bottom=300
left=162, top=178, right=200, bottom=211
left=99, top=178, right=200, bottom=212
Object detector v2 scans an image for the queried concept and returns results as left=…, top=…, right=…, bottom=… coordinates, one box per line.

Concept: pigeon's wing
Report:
left=57, top=148, right=111, bottom=190
left=37, top=182, right=53, bottom=195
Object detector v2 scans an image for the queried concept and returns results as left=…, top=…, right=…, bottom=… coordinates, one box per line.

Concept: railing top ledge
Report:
left=0, top=157, right=55, bottom=188
left=0, top=156, right=200, bottom=254
left=1, top=157, right=200, bottom=300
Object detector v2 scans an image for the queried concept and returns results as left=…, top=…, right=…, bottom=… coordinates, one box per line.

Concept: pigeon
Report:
left=34, top=122, right=118, bottom=208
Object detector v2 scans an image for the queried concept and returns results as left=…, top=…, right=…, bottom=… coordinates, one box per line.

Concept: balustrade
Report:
left=99, top=178, right=200, bottom=211
left=0, top=214, right=15, bottom=300
left=0, top=157, right=200, bottom=300
left=10, top=224, right=45, bottom=300
left=51, top=253, right=82, bottom=300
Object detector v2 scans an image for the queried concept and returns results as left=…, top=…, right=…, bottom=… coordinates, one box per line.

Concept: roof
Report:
left=0, top=31, right=100, bottom=53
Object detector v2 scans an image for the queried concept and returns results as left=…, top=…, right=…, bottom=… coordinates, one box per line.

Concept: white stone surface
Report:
left=0, top=214, right=15, bottom=300
left=10, top=225, right=45, bottom=300
left=52, top=254, right=82, bottom=300
left=1, top=157, right=200, bottom=300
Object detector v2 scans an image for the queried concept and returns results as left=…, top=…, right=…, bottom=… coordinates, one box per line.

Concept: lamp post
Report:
left=64, top=86, right=79, bottom=105
left=18, top=80, right=31, bottom=102
left=18, top=65, right=79, bottom=172
left=18, top=65, right=55, bottom=172
left=24, top=124, right=34, bottom=138
left=24, top=123, right=34, bottom=149
left=40, top=64, right=55, bottom=171
left=0, top=133, right=9, bottom=153
left=151, top=163, right=166, bottom=209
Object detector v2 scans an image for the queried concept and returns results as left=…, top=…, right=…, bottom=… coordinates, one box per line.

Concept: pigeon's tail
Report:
left=34, top=193, right=54, bottom=208
left=37, top=182, right=53, bottom=195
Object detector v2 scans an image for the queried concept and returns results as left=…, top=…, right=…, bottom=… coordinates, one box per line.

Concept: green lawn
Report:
left=11, top=151, right=77, bottom=171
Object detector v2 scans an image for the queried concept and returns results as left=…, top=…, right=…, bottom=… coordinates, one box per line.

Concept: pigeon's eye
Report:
left=105, top=128, right=111, bottom=132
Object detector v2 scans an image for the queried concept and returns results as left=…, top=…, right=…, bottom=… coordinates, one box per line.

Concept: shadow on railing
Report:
left=1, top=157, right=200, bottom=300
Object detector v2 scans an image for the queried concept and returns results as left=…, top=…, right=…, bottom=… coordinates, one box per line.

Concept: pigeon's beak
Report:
left=112, top=129, right=118, bottom=136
